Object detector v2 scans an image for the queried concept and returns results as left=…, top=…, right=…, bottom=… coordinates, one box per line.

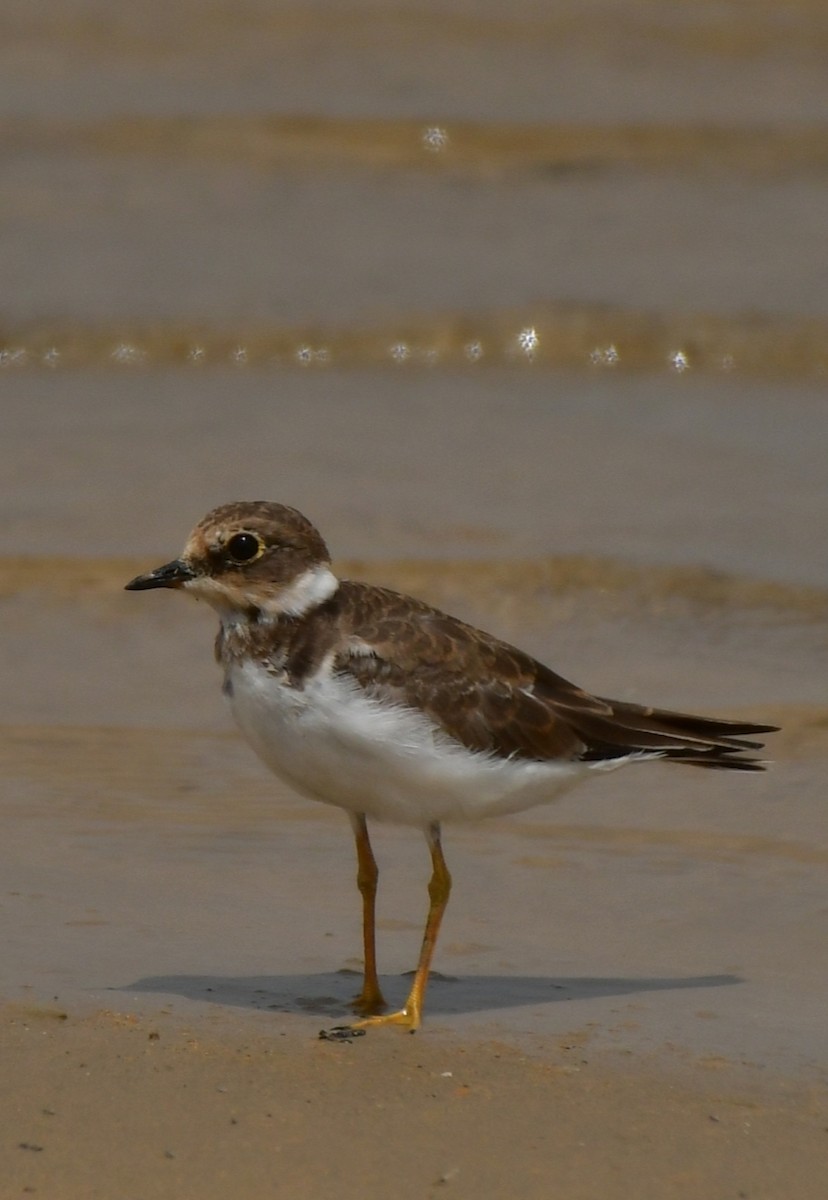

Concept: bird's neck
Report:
left=213, top=568, right=342, bottom=679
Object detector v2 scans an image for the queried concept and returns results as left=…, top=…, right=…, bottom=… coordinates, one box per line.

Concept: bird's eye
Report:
left=226, top=532, right=263, bottom=563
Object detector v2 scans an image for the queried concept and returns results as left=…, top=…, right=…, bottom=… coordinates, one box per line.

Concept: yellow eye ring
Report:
left=226, top=532, right=264, bottom=564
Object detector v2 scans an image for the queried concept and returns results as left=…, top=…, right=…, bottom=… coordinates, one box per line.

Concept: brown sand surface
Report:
left=2, top=0, right=828, bottom=1195
left=3, top=1004, right=827, bottom=1200
left=1, top=568, right=827, bottom=1196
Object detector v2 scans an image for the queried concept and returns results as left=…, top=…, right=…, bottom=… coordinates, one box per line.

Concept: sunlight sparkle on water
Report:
left=517, top=327, right=539, bottom=358
left=669, top=349, right=690, bottom=373
left=590, top=344, right=619, bottom=367
left=422, top=127, right=449, bottom=153
left=390, top=342, right=410, bottom=363
left=295, top=345, right=330, bottom=365
left=111, top=343, right=145, bottom=365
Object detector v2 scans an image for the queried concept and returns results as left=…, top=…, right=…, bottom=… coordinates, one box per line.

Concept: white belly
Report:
left=226, top=659, right=620, bottom=827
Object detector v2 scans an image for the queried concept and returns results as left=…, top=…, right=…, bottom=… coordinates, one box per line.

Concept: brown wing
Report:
left=329, top=583, right=777, bottom=771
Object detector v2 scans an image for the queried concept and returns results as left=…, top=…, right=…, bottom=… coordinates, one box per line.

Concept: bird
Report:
left=125, top=501, right=777, bottom=1032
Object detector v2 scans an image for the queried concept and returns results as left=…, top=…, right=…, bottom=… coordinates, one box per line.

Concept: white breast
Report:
left=225, top=658, right=629, bottom=828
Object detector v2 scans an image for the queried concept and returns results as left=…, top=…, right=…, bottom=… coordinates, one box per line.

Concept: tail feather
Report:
left=664, top=753, right=769, bottom=772
left=575, top=700, right=778, bottom=771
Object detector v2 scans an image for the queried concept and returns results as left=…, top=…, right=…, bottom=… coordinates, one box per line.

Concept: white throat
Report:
left=184, top=563, right=339, bottom=621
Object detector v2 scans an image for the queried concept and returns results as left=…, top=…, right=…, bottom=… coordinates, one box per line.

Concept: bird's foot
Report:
left=319, top=992, right=419, bottom=1038
left=318, top=995, right=418, bottom=1040
left=352, top=1006, right=420, bottom=1033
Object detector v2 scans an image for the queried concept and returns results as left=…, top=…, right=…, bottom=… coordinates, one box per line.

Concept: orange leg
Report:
left=354, top=822, right=451, bottom=1032
left=350, top=813, right=387, bottom=1016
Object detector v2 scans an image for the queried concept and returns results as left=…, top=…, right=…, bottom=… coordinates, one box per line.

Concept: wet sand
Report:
left=4, top=1005, right=828, bottom=1200
left=2, top=556, right=827, bottom=1195
left=2, top=0, right=828, bottom=1195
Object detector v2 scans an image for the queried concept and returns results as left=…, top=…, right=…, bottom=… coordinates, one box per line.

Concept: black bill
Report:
left=124, top=559, right=196, bottom=591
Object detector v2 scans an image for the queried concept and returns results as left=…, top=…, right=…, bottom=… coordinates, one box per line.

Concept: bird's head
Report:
left=125, top=501, right=338, bottom=619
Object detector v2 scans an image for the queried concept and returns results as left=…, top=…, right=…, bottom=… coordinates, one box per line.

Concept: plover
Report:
left=126, top=501, right=777, bottom=1031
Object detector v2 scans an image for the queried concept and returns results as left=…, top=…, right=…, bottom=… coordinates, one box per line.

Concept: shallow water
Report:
left=1, top=0, right=827, bottom=1090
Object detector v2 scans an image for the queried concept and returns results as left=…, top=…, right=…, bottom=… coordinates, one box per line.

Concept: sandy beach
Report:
left=2, top=1, right=828, bottom=1196
left=4, top=1004, right=828, bottom=1200
left=1, top=548, right=826, bottom=1197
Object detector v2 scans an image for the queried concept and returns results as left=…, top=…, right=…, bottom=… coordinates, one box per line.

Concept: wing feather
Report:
left=328, top=582, right=777, bottom=770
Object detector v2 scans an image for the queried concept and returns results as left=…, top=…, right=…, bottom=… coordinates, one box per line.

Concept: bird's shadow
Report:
left=118, top=970, right=741, bottom=1019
